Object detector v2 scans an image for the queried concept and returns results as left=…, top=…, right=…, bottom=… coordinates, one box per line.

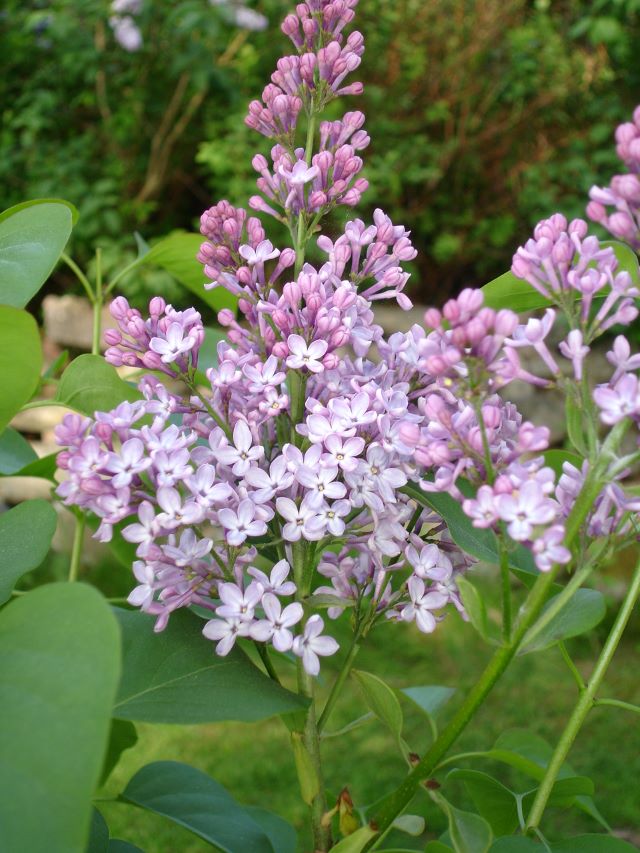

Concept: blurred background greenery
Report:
left=3, top=0, right=640, bottom=307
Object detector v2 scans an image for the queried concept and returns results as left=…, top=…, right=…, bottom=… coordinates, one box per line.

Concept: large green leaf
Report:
left=0, top=426, right=37, bottom=472
left=113, top=608, right=306, bottom=723
left=456, top=577, right=495, bottom=642
left=0, top=306, right=42, bottom=433
left=122, top=761, right=289, bottom=853
left=0, top=499, right=57, bottom=604
left=56, top=355, right=142, bottom=416
left=401, top=685, right=456, bottom=718
left=330, top=825, right=378, bottom=852
left=352, top=669, right=404, bottom=740
left=521, top=589, right=606, bottom=654
left=481, top=240, right=640, bottom=312
left=0, top=199, right=75, bottom=307
left=244, top=806, right=297, bottom=853
left=0, top=583, right=120, bottom=853
left=490, top=836, right=638, bottom=853
left=142, top=233, right=237, bottom=313
left=447, top=769, right=519, bottom=836
left=433, top=793, right=493, bottom=853
left=0, top=428, right=57, bottom=480
left=86, top=809, right=109, bottom=853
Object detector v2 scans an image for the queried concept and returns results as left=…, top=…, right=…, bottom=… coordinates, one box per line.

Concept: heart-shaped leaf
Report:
left=56, top=354, right=142, bottom=416
left=0, top=199, right=76, bottom=307
left=113, top=607, right=306, bottom=723
left=0, top=583, right=120, bottom=853
left=521, top=589, right=606, bottom=654
left=0, top=499, right=57, bottom=604
left=122, top=761, right=291, bottom=853
left=142, top=233, right=237, bottom=313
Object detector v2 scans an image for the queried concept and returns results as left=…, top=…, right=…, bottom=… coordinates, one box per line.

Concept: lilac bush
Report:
left=6, top=1, right=634, bottom=850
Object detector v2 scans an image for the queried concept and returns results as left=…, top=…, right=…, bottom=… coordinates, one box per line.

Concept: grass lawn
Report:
left=98, top=570, right=640, bottom=852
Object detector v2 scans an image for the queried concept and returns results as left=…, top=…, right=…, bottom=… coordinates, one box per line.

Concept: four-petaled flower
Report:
left=218, top=499, right=268, bottom=545
left=250, top=594, right=304, bottom=651
left=292, top=614, right=339, bottom=676
left=214, top=421, right=265, bottom=475
left=286, top=335, right=328, bottom=373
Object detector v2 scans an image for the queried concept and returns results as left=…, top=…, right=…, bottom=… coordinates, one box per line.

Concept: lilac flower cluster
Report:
left=56, top=0, right=640, bottom=678
left=104, top=296, right=204, bottom=376
left=588, top=106, right=640, bottom=250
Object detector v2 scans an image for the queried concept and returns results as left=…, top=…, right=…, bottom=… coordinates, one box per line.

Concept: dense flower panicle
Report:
left=56, top=0, right=640, bottom=676
left=587, top=106, right=640, bottom=249
left=104, top=296, right=204, bottom=375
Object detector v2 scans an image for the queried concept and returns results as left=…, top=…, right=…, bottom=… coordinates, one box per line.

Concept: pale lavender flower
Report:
left=248, top=559, right=296, bottom=596
left=494, top=482, right=557, bottom=541
left=594, top=373, right=640, bottom=425
left=286, top=335, right=328, bottom=372
left=214, top=421, right=264, bottom=475
left=276, top=495, right=326, bottom=541
left=250, top=594, right=303, bottom=651
left=400, top=576, right=449, bottom=634
left=292, top=614, right=339, bottom=676
left=216, top=580, right=264, bottom=621
left=218, top=499, right=268, bottom=545
left=203, top=617, right=250, bottom=656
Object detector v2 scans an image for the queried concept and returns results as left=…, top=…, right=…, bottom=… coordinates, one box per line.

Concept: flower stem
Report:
left=92, top=248, right=103, bottom=355
left=68, top=512, right=86, bottom=582
left=525, top=553, right=640, bottom=832
left=498, top=531, right=512, bottom=643
left=317, top=634, right=362, bottom=733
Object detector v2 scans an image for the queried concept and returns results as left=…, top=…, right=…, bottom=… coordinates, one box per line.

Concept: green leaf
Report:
left=605, top=239, right=640, bottom=285
left=425, top=843, right=455, bottom=853
left=551, top=835, right=639, bottom=852
left=0, top=427, right=37, bottom=473
left=108, top=842, right=144, bottom=852
left=402, top=482, right=536, bottom=575
left=0, top=429, right=57, bottom=480
left=543, top=449, right=582, bottom=480
left=491, top=836, right=639, bottom=853
left=142, top=233, right=237, bottom=313
left=352, top=669, right=404, bottom=743
left=100, top=720, right=138, bottom=786
left=330, top=825, right=378, bottom=852
left=86, top=809, right=109, bottom=853
left=56, top=355, right=142, bottom=416
left=121, top=761, right=281, bottom=853
left=401, top=685, right=456, bottom=719
left=521, top=589, right=606, bottom=654
left=447, top=769, right=519, bottom=836
left=0, top=499, right=57, bottom=604
left=0, top=200, right=75, bottom=307
left=0, top=306, right=42, bottom=433
left=456, top=577, right=494, bottom=642
left=565, top=395, right=588, bottom=456
left=433, top=793, right=493, bottom=853
left=481, top=270, right=544, bottom=313
left=0, top=583, right=120, bottom=853
left=244, top=806, right=297, bottom=853
left=490, top=840, right=539, bottom=853
left=290, top=732, right=320, bottom=805
left=113, top=608, right=306, bottom=723
left=481, top=241, right=640, bottom=314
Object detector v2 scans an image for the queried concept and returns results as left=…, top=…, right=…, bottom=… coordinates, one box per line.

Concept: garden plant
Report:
left=1, top=1, right=640, bottom=852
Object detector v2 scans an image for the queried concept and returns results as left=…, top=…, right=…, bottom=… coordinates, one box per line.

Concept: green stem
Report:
left=255, top=641, right=281, bottom=684
left=92, top=248, right=103, bottom=355
left=317, top=635, right=362, bottom=733
left=593, top=697, right=640, bottom=715
left=525, top=553, right=640, bottom=832
left=558, top=642, right=586, bottom=692
left=69, top=513, right=86, bottom=582
left=521, top=563, right=593, bottom=651
left=61, top=252, right=94, bottom=302
left=104, top=255, right=145, bottom=296
left=293, top=113, right=317, bottom=277
left=183, top=377, right=232, bottom=439
left=366, top=564, right=561, bottom=843
left=498, top=532, right=512, bottom=643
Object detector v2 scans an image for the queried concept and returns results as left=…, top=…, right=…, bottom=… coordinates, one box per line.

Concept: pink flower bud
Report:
left=272, top=341, right=289, bottom=358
